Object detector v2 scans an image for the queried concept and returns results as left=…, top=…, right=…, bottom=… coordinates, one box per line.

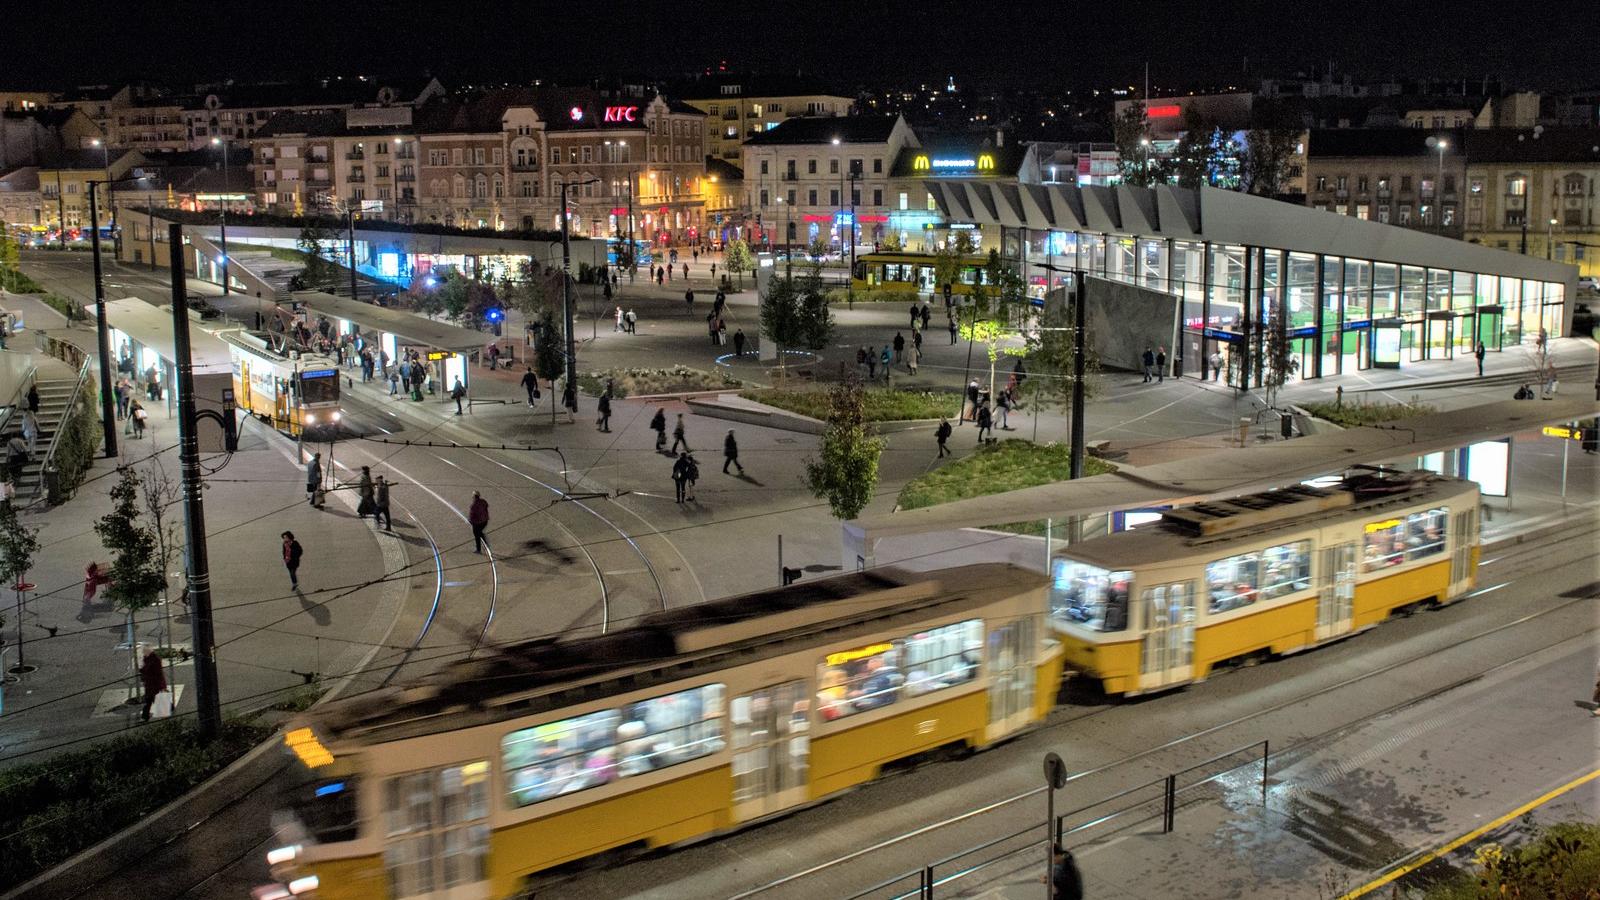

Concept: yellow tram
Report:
left=223, top=331, right=342, bottom=437
left=268, top=564, right=1062, bottom=899
left=1049, top=470, right=1480, bottom=696
left=851, top=250, right=992, bottom=296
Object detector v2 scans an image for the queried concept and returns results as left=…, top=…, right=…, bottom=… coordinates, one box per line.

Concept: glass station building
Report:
left=925, top=181, right=1575, bottom=384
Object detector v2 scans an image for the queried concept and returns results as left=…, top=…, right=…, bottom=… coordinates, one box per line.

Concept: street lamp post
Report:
left=557, top=177, right=599, bottom=411
left=92, top=138, right=115, bottom=256
left=1140, top=138, right=1151, bottom=185
left=1548, top=218, right=1557, bottom=260
left=211, top=138, right=230, bottom=294
left=85, top=181, right=120, bottom=458
left=1426, top=136, right=1448, bottom=228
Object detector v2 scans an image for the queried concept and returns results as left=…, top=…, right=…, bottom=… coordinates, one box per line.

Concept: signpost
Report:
left=1043, top=751, right=1068, bottom=899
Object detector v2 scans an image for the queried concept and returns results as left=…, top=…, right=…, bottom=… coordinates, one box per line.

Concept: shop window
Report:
left=1049, top=560, right=1131, bottom=631
left=1206, top=552, right=1261, bottom=612
left=1405, top=508, right=1448, bottom=561
left=1506, top=176, right=1526, bottom=196
left=1258, top=541, right=1313, bottom=600
left=816, top=619, right=981, bottom=722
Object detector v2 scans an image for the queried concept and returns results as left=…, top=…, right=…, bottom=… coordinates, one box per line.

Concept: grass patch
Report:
left=741, top=388, right=957, bottom=422
left=2, top=269, right=48, bottom=294
left=579, top=366, right=740, bottom=399
left=824, top=287, right=921, bottom=304
left=0, top=716, right=273, bottom=888
left=1301, top=398, right=1434, bottom=428
left=898, top=439, right=1116, bottom=513
left=229, top=242, right=310, bottom=264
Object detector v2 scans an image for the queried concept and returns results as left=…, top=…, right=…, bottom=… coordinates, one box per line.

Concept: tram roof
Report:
left=98, top=296, right=233, bottom=374
left=288, top=290, right=488, bottom=353
left=849, top=396, right=1600, bottom=542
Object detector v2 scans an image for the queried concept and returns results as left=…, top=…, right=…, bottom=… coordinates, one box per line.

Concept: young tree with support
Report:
left=804, top=376, right=884, bottom=520
left=1261, top=313, right=1300, bottom=415
left=0, top=499, right=40, bottom=669
left=533, top=308, right=564, bottom=425
left=94, top=468, right=166, bottom=701
left=723, top=239, right=753, bottom=289
left=1023, top=290, right=1100, bottom=442
left=961, top=250, right=1032, bottom=402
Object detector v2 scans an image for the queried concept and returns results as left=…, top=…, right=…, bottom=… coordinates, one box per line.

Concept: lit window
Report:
left=1205, top=552, right=1261, bottom=612
left=1049, top=560, right=1131, bottom=631
left=816, top=619, right=981, bottom=721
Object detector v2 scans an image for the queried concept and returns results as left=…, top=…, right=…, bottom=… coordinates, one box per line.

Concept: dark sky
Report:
left=15, top=0, right=1596, bottom=92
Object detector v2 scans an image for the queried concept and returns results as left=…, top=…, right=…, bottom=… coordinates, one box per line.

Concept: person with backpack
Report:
left=305, top=453, right=323, bottom=506
left=596, top=393, right=612, bottom=432
left=282, top=531, right=304, bottom=589
left=976, top=401, right=993, bottom=444
left=935, top=417, right=952, bottom=458
left=450, top=377, right=467, bottom=415
left=373, top=476, right=392, bottom=531
left=650, top=407, right=668, bottom=451
left=672, top=451, right=692, bottom=503
left=356, top=466, right=375, bottom=519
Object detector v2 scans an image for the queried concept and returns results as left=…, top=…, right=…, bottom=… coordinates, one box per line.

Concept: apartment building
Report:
left=1305, top=128, right=1467, bottom=236
left=681, top=76, right=852, bottom=169
left=1464, top=127, right=1600, bottom=277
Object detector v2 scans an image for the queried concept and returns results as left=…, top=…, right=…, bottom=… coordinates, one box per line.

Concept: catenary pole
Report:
left=1070, top=270, right=1087, bottom=480
left=87, top=182, right=118, bottom=457
left=168, top=223, right=222, bottom=740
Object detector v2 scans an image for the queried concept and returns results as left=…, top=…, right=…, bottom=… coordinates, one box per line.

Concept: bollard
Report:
left=44, top=463, right=63, bottom=505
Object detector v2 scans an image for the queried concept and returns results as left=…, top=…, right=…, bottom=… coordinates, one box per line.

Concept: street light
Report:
left=210, top=138, right=230, bottom=295
left=1426, top=135, right=1448, bottom=228
left=91, top=138, right=114, bottom=255
left=85, top=173, right=155, bottom=458
left=1548, top=217, right=1558, bottom=260
left=555, top=176, right=600, bottom=411
left=1139, top=138, right=1151, bottom=184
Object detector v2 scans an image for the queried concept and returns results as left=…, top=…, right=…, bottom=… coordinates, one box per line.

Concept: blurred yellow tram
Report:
left=1048, top=470, right=1480, bottom=696
left=267, top=564, right=1062, bottom=899
left=223, top=330, right=342, bottom=438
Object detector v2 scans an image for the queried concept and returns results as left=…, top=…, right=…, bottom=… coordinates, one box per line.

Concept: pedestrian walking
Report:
left=671, top=413, right=688, bottom=453
left=685, top=452, right=700, bottom=500
left=562, top=380, right=578, bottom=415
left=909, top=303, right=920, bottom=329
left=707, top=313, right=719, bottom=344
left=948, top=315, right=959, bottom=345
left=1156, top=347, right=1167, bottom=383
left=997, top=390, right=1013, bottom=430
left=388, top=369, right=400, bottom=396
left=129, top=400, right=148, bottom=438
left=685, top=288, right=695, bottom=314
left=450, top=377, right=467, bottom=415
left=866, top=347, right=878, bottom=379
left=1050, top=844, right=1084, bottom=900
left=282, top=530, right=303, bottom=588
left=615, top=306, right=625, bottom=332
left=1141, top=346, right=1155, bottom=383
left=710, top=261, right=717, bottom=280
left=20, top=410, right=38, bottom=455
left=723, top=430, right=744, bottom=474
left=115, top=378, right=131, bottom=419
left=373, top=476, right=391, bottom=531
left=1210, top=349, right=1224, bottom=382
left=921, top=302, right=931, bottom=331
left=880, top=346, right=892, bottom=382
left=306, top=453, right=323, bottom=505
left=651, top=407, right=667, bottom=451
left=976, top=402, right=993, bottom=443
left=733, top=328, right=746, bottom=357
left=26, top=383, right=39, bottom=413
left=596, top=393, right=612, bottom=432
left=963, top=380, right=980, bottom=423
left=913, top=328, right=924, bottom=354
left=520, top=367, right=541, bottom=407
left=468, top=491, right=490, bottom=554
left=1474, top=341, right=1486, bottom=377
left=935, top=417, right=952, bottom=457
left=356, top=466, right=375, bottom=518
left=682, top=262, right=688, bottom=281
left=893, top=332, right=905, bottom=365
left=907, top=343, right=919, bottom=375
left=83, top=560, right=110, bottom=608
left=626, top=308, right=638, bottom=333
left=672, top=451, right=692, bottom=503
left=139, top=650, right=168, bottom=722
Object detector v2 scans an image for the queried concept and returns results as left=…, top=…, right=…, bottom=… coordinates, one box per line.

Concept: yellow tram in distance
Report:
left=267, top=564, right=1061, bottom=899
left=222, top=331, right=342, bottom=438
left=1049, top=470, right=1481, bottom=696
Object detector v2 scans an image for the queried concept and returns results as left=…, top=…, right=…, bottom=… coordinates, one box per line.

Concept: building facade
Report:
left=36, top=148, right=143, bottom=230
left=1305, top=129, right=1467, bottom=236
left=681, top=79, right=853, bottom=168
left=1463, top=127, right=1600, bottom=277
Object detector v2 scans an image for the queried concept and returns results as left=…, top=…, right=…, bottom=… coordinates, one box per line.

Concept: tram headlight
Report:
left=304, top=413, right=316, bottom=425
left=330, top=411, right=341, bottom=423
left=267, top=845, right=301, bottom=866
left=288, top=875, right=319, bottom=895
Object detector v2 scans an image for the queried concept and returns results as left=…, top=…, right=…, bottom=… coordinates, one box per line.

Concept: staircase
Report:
left=10, top=365, right=80, bottom=498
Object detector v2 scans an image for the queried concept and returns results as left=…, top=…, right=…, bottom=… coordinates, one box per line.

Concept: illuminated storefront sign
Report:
left=568, top=106, right=584, bottom=121
left=1147, top=104, right=1182, bottom=118
left=603, top=105, right=639, bottom=123
left=912, top=154, right=997, bottom=174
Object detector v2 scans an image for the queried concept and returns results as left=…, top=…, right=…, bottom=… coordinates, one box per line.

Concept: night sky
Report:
left=13, top=0, right=1597, bottom=92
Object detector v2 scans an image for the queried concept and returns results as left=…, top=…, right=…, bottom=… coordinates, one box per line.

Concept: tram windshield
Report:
left=300, top=370, right=340, bottom=405
left=1049, top=559, right=1131, bottom=632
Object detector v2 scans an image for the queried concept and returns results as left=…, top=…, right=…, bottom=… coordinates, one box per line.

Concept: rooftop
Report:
left=745, top=114, right=904, bottom=146
left=1308, top=127, right=1467, bottom=158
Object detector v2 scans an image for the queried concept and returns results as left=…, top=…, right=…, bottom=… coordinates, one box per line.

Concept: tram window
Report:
left=901, top=619, right=981, bottom=697
left=1049, top=560, right=1131, bottom=632
left=818, top=641, right=901, bottom=720
left=1258, top=541, right=1313, bottom=600
left=502, top=708, right=621, bottom=807
left=617, top=684, right=726, bottom=777
left=300, top=374, right=339, bottom=404
left=1405, top=508, right=1448, bottom=561
left=1363, top=519, right=1407, bottom=571
left=298, top=776, right=360, bottom=843
left=1206, top=553, right=1261, bottom=612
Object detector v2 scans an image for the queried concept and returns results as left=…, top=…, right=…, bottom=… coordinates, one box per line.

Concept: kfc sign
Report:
left=604, top=106, right=639, bottom=123
left=569, top=106, right=584, bottom=122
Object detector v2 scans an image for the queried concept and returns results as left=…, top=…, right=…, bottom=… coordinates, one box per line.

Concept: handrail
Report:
left=37, top=340, right=94, bottom=498
left=0, top=359, right=37, bottom=436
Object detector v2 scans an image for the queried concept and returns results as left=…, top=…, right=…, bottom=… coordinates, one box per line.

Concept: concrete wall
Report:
left=1057, top=276, right=1181, bottom=374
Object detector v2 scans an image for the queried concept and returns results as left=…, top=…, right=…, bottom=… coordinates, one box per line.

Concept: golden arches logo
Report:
left=977, top=154, right=995, bottom=170
left=913, top=155, right=930, bottom=171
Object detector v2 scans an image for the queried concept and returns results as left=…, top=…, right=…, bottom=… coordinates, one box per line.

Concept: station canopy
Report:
left=98, top=296, right=233, bottom=375
left=290, top=290, right=488, bottom=353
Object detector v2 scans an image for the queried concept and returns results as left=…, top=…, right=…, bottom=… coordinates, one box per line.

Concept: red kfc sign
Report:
left=603, top=106, right=639, bottom=123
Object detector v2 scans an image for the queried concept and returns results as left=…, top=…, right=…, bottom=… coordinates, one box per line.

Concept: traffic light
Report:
left=485, top=307, right=504, bottom=336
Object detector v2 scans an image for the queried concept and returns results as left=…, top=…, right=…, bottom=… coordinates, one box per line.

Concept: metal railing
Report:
left=736, top=740, right=1270, bottom=900
left=36, top=336, right=94, bottom=500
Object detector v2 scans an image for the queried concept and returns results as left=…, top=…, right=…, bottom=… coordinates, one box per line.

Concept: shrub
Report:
left=578, top=366, right=740, bottom=399
left=741, top=388, right=956, bottom=422
left=50, top=396, right=102, bottom=498
left=824, top=287, right=919, bottom=305
left=1301, top=398, right=1434, bottom=428
left=39, top=293, right=89, bottom=323
left=898, top=439, right=1116, bottom=512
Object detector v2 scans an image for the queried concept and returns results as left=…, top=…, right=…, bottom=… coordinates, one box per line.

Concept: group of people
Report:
left=612, top=306, right=640, bottom=334
left=1140, top=346, right=1170, bottom=383
left=856, top=327, right=926, bottom=382
left=5, top=385, right=43, bottom=494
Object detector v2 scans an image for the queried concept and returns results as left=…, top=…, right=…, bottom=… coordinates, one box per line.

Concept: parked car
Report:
left=1578, top=276, right=1600, bottom=293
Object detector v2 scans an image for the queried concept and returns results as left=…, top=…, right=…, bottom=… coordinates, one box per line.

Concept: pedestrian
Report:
left=487, top=342, right=501, bottom=370
left=563, top=380, right=578, bottom=415
left=672, top=451, right=691, bottom=503
left=893, top=331, right=905, bottom=365
left=450, top=377, right=466, bottom=415
left=866, top=347, right=878, bottom=379
left=1592, top=669, right=1600, bottom=717
left=707, top=312, right=718, bottom=344
left=130, top=400, right=148, bottom=438
left=685, top=288, right=695, bottom=314
left=714, top=289, right=726, bottom=317
left=596, top=393, right=612, bottom=432
left=909, top=303, right=920, bottom=329
left=710, top=261, right=717, bottom=280
left=657, top=266, right=664, bottom=285
left=20, top=410, right=38, bottom=455
left=388, top=369, right=400, bottom=396
left=1474, top=341, right=1486, bottom=377
left=468, top=491, right=490, bottom=554
left=373, top=476, right=391, bottom=531
left=115, top=378, right=131, bottom=419
left=913, top=328, right=923, bottom=354
left=921, top=302, right=931, bottom=331
left=671, top=412, right=688, bottom=453
left=1156, top=346, right=1167, bottom=383
left=626, top=308, right=637, bottom=333
left=685, top=452, right=700, bottom=500
left=651, top=407, right=667, bottom=451
left=5, top=434, right=26, bottom=484
left=615, top=306, right=625, bottom=332
left=139, top=650, right=168, bottom=722
left=880, top=346, right=892, bottom=382
left=856, top=346, right=868, bottom=370
left=964, top=380, right=980, bottom=423
left=306, top=452, right=322, bottom=505
left=1141, top=346, right=1155, bottom=383
left=682, top=262, right=688, bottom=281
left=521, top=367, right=541, bottom=407
left=976, top=401, right=993, bottom=443
left=26, top=383, right=39, bottom=413
left=1050, top=844, right=1084, bottom=900
left=723, top=429, right=744, bottom=474
left=997, top=390, right=1013, bottom=430
left=733, top=328, right=746, bottom=357
left=907, top=343, right=919, bottom=375
left=83, top=560, right=110, bottom=608
left=282, top=530, right=303, bottom=588
left=948, top=315, right=959, bottom=345
left=935, top=417, right=952, bottom=457
left=356, top=466, right=375, bottom=518
left=1209, top=349, right=1223, bottom=382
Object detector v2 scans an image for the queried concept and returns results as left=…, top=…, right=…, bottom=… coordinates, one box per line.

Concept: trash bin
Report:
left=1280, top=413, right=1294, bottom=440
left=44, top=463, right=64, bottom=505
left=1238, top=417, right=1252, bottom=447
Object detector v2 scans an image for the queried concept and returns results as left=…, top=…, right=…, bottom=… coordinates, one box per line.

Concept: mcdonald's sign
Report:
left=976, top=153, right=994, bottom=170
left=913, top=153, right=998, bottom=175
left=913, top=155, right=930, bottom=171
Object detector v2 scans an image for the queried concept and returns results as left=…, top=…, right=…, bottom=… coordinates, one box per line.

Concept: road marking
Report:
left=1338, top=766, right=1600, bottom=899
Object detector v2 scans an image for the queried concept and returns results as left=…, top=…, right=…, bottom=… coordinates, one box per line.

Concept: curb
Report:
left=685, top=395, right=944, bottom=436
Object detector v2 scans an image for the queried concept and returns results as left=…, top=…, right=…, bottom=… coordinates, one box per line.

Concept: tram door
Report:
left=986, top=618, right=1036, bottom=738
left=730, top=681, right=809, bottom=822
left=1315, top=543, right=1357, bottom=640
left=1138, top=583, right=1195, bottom=691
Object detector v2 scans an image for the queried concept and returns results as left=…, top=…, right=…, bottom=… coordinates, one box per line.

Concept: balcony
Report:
left=345, top=151, right=365, bottom=160
left=305, top=178, right=333, bottom=189
left=396, top=173, right=415, bottom=182
left=348, top=174, right=366, bottom=183
left=510, top=162, right=539, bottom=172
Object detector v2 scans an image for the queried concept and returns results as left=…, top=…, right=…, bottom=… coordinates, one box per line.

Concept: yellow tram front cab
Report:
left=1050, top=471, right=1481, bottom=696
left=225, top=330, right=342, bottom=438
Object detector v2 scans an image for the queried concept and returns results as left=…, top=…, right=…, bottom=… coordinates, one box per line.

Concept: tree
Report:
left=723, top=239, right=753, bottom=288
left=1261, top=314, right=1299, bottom=412
left=1170, top=108, right=1219, bottom=189
left=1113, top=103, right=1158, bottom=187
left=879, top=231, right=903, bottom=252
left=93, top=468, right=166, bottom=691
left=502, top=260, right=553, bottom=323
left=0, top=500, right=40, bottom=636
left=434, top=271, right=472, bottom=322
left=762, top=265, right=835, bottom=377
left=1023, top=290, right=1100, bottom=439
left=532, top=308, right=563, bottom=425
left=139, top=457, right=183, bottom=663
left=796, top=266, right=835, bottom=350
left=804, top=376, right=885, bottom=521
left=291, top=224, right=340, bottom=291
left=961, top=250, right=1032, bottom=399
left=1240, top=100, right=1304, bottom=197
left=806, top=235, right=830, bottom=261
left=0, top=228, right=20, bottom=292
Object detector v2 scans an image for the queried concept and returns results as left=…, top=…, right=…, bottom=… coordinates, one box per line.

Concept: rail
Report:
left=35, top=331, right=95, bottom=500
left=0, top=355, right=37, bottom=437
left=736, top=740, right=1270, bottom=900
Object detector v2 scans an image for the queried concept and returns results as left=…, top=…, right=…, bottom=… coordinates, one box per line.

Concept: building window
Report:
left=872, top=189, right=882, bottom=206
left=1356, top=203, right=1370, bottom=220
left=1335, top=204, right=1348, bottom=216
left=1398, top=205, right=1412, bottom=225
left=786, top=189, right=795, bottom=205
left=1505, top=208, right=1526, bottom=226
left=807, top=159, right=817, bottom=175
left=873, top=158, right=883, bottom=174
left=1442, top=175, right=1455, bottom=194
left=807, top=189, right=817, bottom=206
left=759, top=189, right=768, bottom=207
left=581, top=146, right=592, bottom=163
left=829, top=158, right=839, bottom=175
left=759, top=159, right=769, bottom=176
left=1356, top=176, right=1369, bottom=193
left=829, top=189, right=839, bottom=206
left=1442, top=204, right=1456, bottom=227
left=452, top=149, right=462, bottom=165
left=1377, top=177, right=1390, bottom=194
left=1315, top=175, right=1327, bottom=192
left=1469, top=178, right=1483, bottom=194
left=550, top=147, right=560, bottom=165
left=1335, top=175, right=1347, bottom=191
left=1420, top=178, right=1435, bottom=196
left=898, top=191, right=908, bottom=210
left=1506, top=176, right=1527, bottom=196
left=1399, top=175, right=1412, bottom=192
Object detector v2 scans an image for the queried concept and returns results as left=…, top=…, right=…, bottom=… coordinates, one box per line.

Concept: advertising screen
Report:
left=1462, top=439, right=1510, bottom=497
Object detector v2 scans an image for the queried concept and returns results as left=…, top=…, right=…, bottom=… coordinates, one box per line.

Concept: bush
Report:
left=741, top=388, right=957, bottom=422
left=38, top=293, right=89, bottom=323
left=578, top=366, right=740, bottom=399
left=1420, top=821, right=1600, bottom=899
left=898, top=439, right=1116, bottom=512
left=0, top=717, right=272, bottom=888
left=1301, top=398, right=1434, bottom=428
left=824, top=287, right=920, bottom=305
left=50, top=396, right=102, bottom=498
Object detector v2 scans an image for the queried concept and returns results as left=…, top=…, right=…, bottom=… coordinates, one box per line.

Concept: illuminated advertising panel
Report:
left=1461, top=439, right=1510, bottom=497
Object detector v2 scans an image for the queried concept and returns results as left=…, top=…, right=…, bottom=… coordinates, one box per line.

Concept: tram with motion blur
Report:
left=222, top=330, right=342, bottom=438
left=1048, top=469, right=1480, bottom=696
left=264, top=564, right=1061, bottom=899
